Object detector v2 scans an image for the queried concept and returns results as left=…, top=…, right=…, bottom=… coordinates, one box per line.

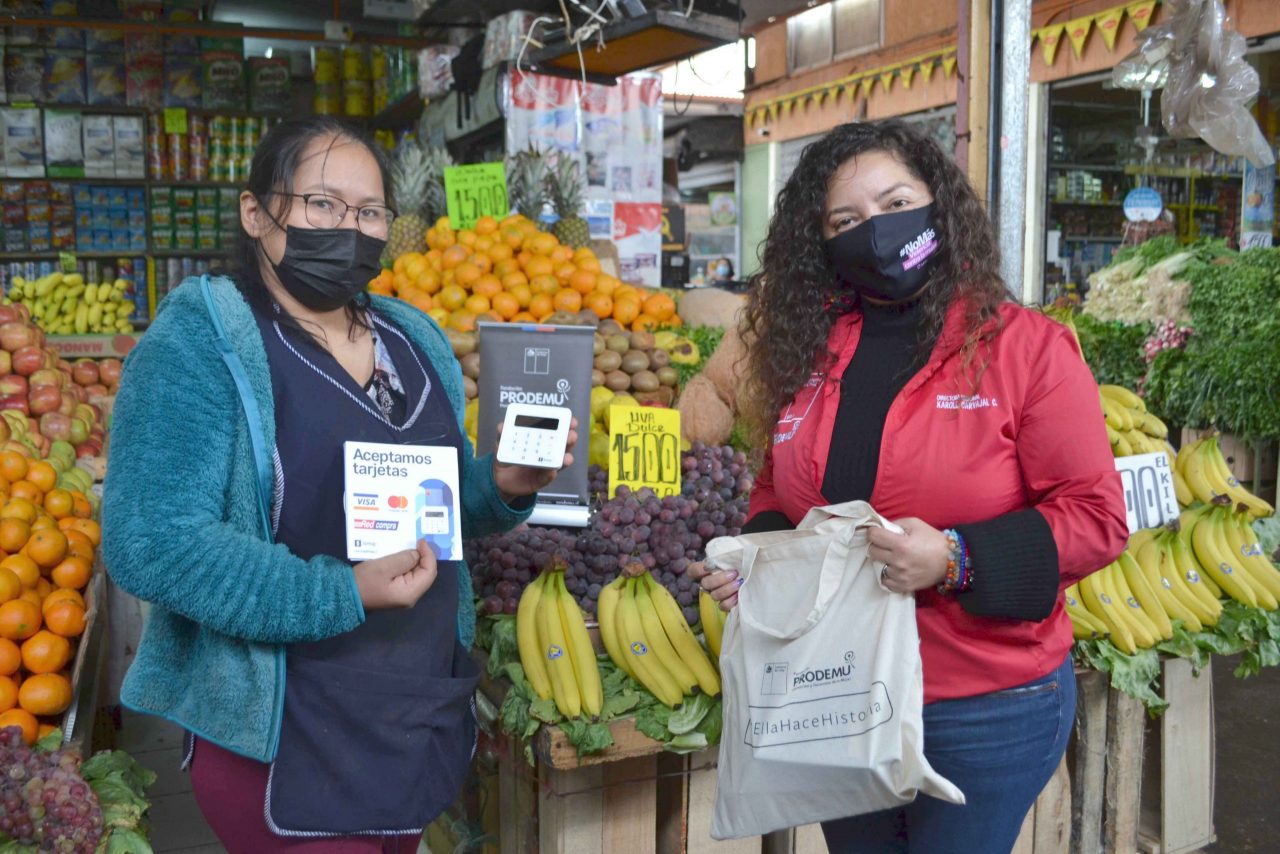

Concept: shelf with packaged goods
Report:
left=2, top=176, right=244, bottom=189
left=1050, top=199, right=1124, bottom=207
left=1, top=250, right=231, bottom=260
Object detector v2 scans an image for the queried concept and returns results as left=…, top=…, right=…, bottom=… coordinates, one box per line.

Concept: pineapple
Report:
left=550, top=156, right=589, bottom=249
left=382, top=140, right=452, bottom=266
left=508, top=145, right=551, bottom=229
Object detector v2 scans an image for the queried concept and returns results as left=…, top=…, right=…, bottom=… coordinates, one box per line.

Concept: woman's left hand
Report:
left=868, top=518, right=952, bottom=594
left=492, top=418, right=579, bottom=501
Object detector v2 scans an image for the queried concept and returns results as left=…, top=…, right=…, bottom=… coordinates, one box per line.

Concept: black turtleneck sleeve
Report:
left=818, top=300, right=1061, bottom=622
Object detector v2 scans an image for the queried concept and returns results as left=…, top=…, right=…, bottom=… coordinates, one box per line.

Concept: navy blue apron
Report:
left=253, top=304, right=479, bottom=838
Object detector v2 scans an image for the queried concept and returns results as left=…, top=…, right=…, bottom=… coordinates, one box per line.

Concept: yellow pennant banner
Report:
left=1066, top=15, right=1093, bottom=59
left=900, top=65, right=916, bottom=89
left=1095, top=8, right=1125, bottom=49
left=1039, top=24, right=1065, bottom=66
left=861, top=76, right=875, bottom=98
left=880, top=69, right=896, bottom=93
left=942, top=54, right=957, bottom=77
left=1127, top=1, right=1156, bottom=32
left=920, top=58, right=936, bottom=84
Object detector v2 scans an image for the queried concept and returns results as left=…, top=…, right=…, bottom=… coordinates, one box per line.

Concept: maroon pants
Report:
left=190, top=737, right=423, bottom=854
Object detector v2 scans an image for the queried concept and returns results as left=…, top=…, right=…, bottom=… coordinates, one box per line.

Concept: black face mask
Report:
left=270, top=225, right=386, bottom=313
left=825, top=204, right=941, bottom=304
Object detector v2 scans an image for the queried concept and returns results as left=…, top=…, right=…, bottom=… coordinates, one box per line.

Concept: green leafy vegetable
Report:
left=666, top=733, right=709, bottom=754
left=667, top=693, right=715, bottom=735
left=1073, top=313, right=1150, bottom=388
left=633, top=704, right=674, bottom=742
left=484, top=616, right=520, bottom=679
left=558, top=720, right=616, bottom=756
left=1074, top=639, right=1167, bottom=713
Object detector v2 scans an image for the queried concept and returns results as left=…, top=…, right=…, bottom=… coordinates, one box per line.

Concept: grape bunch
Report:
left=1143, top=319, right=1192, bottom=363
left=0, top=727, right=104, bottom=853
left=469, top=443, right=754, bottom=625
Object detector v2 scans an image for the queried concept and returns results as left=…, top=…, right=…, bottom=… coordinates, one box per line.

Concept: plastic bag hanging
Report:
left=1112, top=0, right=1275, bottom=168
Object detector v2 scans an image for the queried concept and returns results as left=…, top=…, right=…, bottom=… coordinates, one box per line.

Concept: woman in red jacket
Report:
left=694, top=119, right=1127, bottom=852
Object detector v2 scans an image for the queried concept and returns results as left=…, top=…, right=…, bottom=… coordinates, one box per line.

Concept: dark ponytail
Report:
left=232, top=116, right=393, bottom=343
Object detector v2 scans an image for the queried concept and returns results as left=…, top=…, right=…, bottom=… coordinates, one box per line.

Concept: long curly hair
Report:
left=740, top=119, right=1009, bottom=448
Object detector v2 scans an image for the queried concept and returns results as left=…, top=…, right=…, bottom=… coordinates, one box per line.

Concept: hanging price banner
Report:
left=444, top=163, right=509, bottom=231
left=608, top=405, right=682, bottom=498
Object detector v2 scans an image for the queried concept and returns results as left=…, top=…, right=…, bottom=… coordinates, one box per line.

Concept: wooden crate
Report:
left=655, top=747, right=762, bottom=854
left=1138, top=659, right=1216, bottom=854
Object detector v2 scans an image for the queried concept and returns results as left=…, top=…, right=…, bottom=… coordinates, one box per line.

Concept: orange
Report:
left=1, top=555, right=39, bottom=589
left=391, top=272, right=412, bottom=294
left=508, top=283, right=533, bottom=309
left=473, top=236, right=495, bottom=254
left=0, top=599, right=40, bottom=640
left=0, top=708, right=37, bottom=744
left=584, top=292, right=613, bottom=319
left=0, top=451, right=28, bottom=483
left=17, top=590, right=38, bottom=609
left=471, top=252, right=493, bottom=274
left=425, top=249, right=444, bottom=272
left=30, top=515, right=56, bottom=533
left=0, top=498, right=37, bottom=524
left=523, top=256, right=553, bottom=278
left=36, top=723, right=57, bottom=741
left=42, top=490, right=73, bottom=520
left=550, top=245, right=574, bottom=264
left=487, top=243, right=514, bottom=264
left=613, top=297, right=641, bottom=326
left=456, top=229, right=477, bottom=248
left=472, top=275, right=503, bottom=300
left=552, top=289, right=582, bottom=314
left=632, top=314, right=660, bottom=332
left=43, top=602, right=85, bottom=639
left=18, top=673, right=71, bottom=716
left=448, top=310, right=478, bottom=333
left=437, top=284, right=468, bottom=313
left=529, top=295, right=554, bottom=321
left=453, top=262, right=481, bottom=287
left=25, top=462, right=55, bottom=494
left=441, top=244, right=468, bottom=270
left=415, top=270, right=441, bottom=294
left=576, top=257, right=602, bottom=274
left=463, top=294, right=491, bottom=316
left=511, top=311, right=537, bottom=323
left=491, top=292, right=520, bottom=320
left=0, top=519, right=27, bottom=554
left=615, top=284, right=639, bottom=301
left=0, top=675, right=15, bottom=712
left=0, top=638, right=18, bottom=675
left=41, top=588, right=83, bottom=615
left=643, top=293, right=677, bottom=321
left=554, top=263, right=578, bottom=284
left=20, top=630, right=71, bottom=674
left=0, top=570, right=18, bottom=605
left=501, top=226, right=525, bottom=249
left=51, top=557, right=91, bottom=591
left=569, top=269, right=598, bottom=295
left=25, top=530, right=66, bottom=570
left=475, top=216, right=499, bottom=235
left=70, top=494, right=92, bottom=520
left=501, top=271, right=529, bottom=291
left=410, top=294, right=435, bottom=315
left=62, top=531, right=93, bottom=563
left=427, top=307, right=449, bottom=327
left=57, top=518, right=100, bottom=547
left=530, top=274, right=559, bottom=297
left=493, top=259, right=520, bottom=279
left=529, top=233, right=557, bottom=256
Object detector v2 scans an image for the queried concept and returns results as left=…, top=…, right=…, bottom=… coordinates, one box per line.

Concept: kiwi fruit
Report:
left=459, top=352, right=481, bottom=380
left=648, top=348, right=670, bottom=368
left=576, top=309, right=601, bottom=327
left=656, top=366, right=678, bottom=387
left=593, top=333, right=605, bottom=356
left=630, top=330, right=656, bottom=351
left=547, top=310, right=580, bottom=326
left=606, top=334, right=631, bottom=354
left=445, top=328, right=477, bottom=357
left=595, top=350, right=623, bottom=372
left=598, top=319, right=624, bottom=336
left=592, top=369, right=606, bottom=387
left=631, top=370, right=660, bottom=393
left=620, top=350, right=651, bottom=374
left=605, top=370, right=632, bottom=391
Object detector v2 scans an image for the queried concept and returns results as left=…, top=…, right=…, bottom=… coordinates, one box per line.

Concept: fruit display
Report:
left=516, top=559, right=603, bottom=718
left=1099, top=383, right=1172, bottom=458
left=5, top=273, right=137, bottom=336
left=0, top=451, right=101, bottom=743
left=698, top=589, right=727, bottom=660
left=597, top=563, right=720, bottom=709
left=0, top=726, right=157, bottom=852
left=380, top=140, right=452, bottom=268
left=1177, top=433, right=1275, bottom=519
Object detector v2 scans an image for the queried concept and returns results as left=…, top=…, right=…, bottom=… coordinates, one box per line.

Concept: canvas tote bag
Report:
left=707, top=500, right=964, bottom=840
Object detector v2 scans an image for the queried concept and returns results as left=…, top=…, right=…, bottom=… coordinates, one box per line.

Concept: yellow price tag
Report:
left=608, top=405, right=682, bottom=499
left=163, top=108, right=188, bottom=135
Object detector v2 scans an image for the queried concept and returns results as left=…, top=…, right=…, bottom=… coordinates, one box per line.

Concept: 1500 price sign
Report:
left=444, top=163, right=509, bottom=231
left=608, top=405, right=682, bottom=498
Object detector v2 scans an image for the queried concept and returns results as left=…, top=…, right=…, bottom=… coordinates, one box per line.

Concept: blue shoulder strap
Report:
left=200, top=275, right=275, bottom=543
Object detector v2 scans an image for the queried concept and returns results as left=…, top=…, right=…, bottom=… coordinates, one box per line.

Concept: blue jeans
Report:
left=821, top=655, right=1076, bottom=854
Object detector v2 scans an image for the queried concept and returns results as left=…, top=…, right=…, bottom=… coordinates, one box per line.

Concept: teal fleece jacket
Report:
left=102, top=276, right=531, bottom=762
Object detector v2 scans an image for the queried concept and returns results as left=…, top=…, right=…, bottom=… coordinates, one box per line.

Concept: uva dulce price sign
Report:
left=608, top=405, right=681, bottom=498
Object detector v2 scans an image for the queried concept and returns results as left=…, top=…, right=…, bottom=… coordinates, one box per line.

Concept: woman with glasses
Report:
left=102, top=117, right=574, bottom=851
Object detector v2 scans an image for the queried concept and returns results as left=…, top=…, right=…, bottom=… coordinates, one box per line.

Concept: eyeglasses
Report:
left=267, top=192, right=398, bottom=237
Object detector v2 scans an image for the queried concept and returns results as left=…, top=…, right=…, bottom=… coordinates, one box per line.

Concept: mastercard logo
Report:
left=387, top=495, right=409, bottom=509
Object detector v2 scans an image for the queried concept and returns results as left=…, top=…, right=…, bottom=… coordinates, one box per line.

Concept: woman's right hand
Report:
left=687, top=561, right=742, bottom=613
left=354, top=541, right=438, bottom=610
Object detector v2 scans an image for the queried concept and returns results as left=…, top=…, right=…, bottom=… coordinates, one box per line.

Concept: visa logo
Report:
left=356, top=496, right=377, bottom=507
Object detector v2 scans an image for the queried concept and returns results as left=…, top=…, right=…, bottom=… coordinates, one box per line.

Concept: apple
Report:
left=42, top=350, right=56, bottom=370
left=76, top=439, right=101, bottom=459
left=68, top=385, right=86, bottom=403
left=29, top=368, right=62, bottom=389
left=0, top=351, right=11, bottom=376
left=28, top=386, right=63, bottom=416
left=31, top=434, right=49, bottom=457
left=2, top=440, right=28, bottom=456
left=0, top=323, right=35, bottom=352
left=89, top=425, right=106, bottom=441
left=12, top=347, right=44, bottom=377
left=84, top=383, right=109, bottom=398
left=68, top=417, right=90, bottom=445
left=33, top=330, right=45, bottom=349
left=71, top=359, right=100, bottom=387
left=26, top=417, right=38, bottom=436
left=0, top=376, right=27, bottom=397
left=58, top=391, right=78, bottom=417
left=12, top=305, right=30, bottom=324
left=0, top=394, right=29, bottom=415
left=0, top=306, right=19, bottom=326
left=39, top=412, right=73, bottom=442
left=99, top=358, right=123, bottom=388
left=73, top=404, right=97, bottom=426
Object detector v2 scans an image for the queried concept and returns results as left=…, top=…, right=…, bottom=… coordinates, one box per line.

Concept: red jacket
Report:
left=748, top=299, right=1128, bottom=702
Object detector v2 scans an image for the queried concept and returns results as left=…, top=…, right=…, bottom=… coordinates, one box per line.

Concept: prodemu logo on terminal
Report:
left=343, top=441, right=461, bottom=562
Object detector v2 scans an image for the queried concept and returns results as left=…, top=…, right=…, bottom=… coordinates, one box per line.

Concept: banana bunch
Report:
left=598, top=567, right=720, bottom=708
left=1099, top=384, right=1174, bottom=458
left=1189, top=501, right=1280, bottom=611
left=6, top=272, right=137, bottom=335
left=698, top=589, right=727, bottom=662
left=1177, top=433, right=1275, bottom=519
left=516, top=569, right=603, bottom=718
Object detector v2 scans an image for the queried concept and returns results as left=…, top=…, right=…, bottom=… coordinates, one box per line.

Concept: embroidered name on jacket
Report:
left=774, top=374, right=825, bottom=445
left=936, top=393, right=998, bottom=410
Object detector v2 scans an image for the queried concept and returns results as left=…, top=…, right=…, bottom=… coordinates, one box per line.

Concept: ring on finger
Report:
left=880, top=566, right=890, bottom=581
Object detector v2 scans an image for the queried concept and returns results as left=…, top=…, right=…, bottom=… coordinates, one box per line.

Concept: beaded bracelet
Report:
left=937, top=528, right=974, bottom=594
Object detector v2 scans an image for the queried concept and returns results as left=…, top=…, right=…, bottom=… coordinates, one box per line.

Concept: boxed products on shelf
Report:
left=0, top=107, right=45, bottom=178
left=73, top=183, right=148, bottom=254
left=148, top=185, right=237, bottom=252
